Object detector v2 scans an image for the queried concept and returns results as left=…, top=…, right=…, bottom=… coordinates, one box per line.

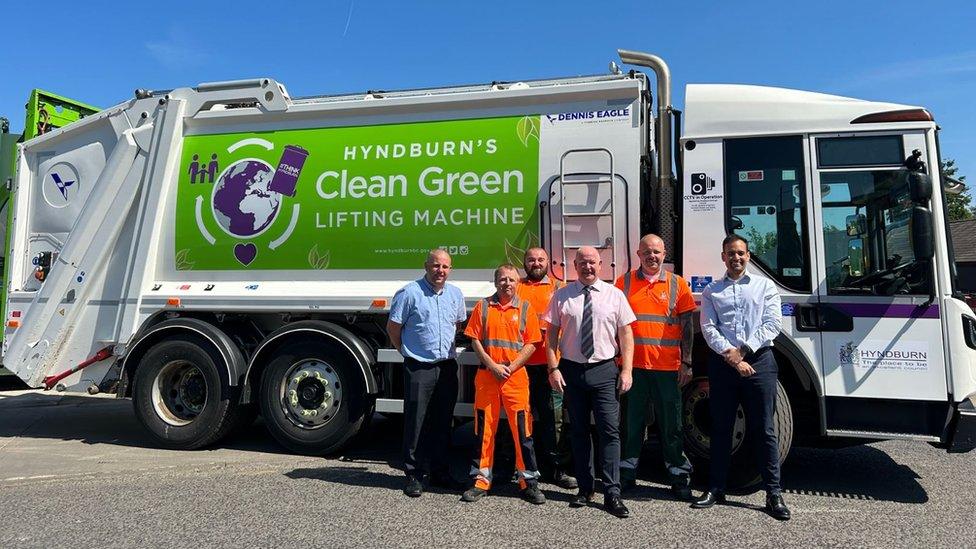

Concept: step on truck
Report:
left=3, top=49, right=974, bottom=485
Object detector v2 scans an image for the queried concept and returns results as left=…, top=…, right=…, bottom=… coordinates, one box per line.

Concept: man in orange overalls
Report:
left=462, top=264, right=546, bottom=504
left=615, top=234, right=697, bottom=500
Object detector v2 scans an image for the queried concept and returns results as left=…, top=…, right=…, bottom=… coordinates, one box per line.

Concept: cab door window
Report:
left=723, top=135, right=810, bottom=291
left=816, top=135, right=931, bottom=296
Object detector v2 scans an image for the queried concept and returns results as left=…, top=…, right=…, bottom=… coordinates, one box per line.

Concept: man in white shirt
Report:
left=692, top=234, right=790, bottom=521
left=544, top=246, right=636, bottom=518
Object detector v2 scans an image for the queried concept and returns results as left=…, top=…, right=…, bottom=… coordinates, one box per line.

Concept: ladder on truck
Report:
left=558, top=148, right=619, bottom=280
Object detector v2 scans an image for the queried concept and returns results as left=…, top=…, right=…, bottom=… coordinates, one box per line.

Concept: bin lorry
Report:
left=3, top=49, right=974, bottom=485
left=0, top=90, right=98, bottom=382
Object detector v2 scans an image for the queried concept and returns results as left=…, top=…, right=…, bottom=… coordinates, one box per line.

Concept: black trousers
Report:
left=561, top=358, right=621, bottom=497
left=526, top=365, right=573, bottom=476
left=707, top=347, right=781, bottom=494
left=402, top=357, right=459, bottom=478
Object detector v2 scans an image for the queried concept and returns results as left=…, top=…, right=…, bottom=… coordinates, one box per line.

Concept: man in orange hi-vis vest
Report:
left=615, top=234, right=697, bottom=500
left=462, top=264, right=546, bottom=505
left=517, top=247, right=577, bottom=490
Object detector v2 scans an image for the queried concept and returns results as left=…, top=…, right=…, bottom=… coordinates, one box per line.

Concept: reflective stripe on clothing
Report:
left=471, top=368, right=540, bottom=490
left=615, top=269, right=696, bottom=371
left=517, top=276, right=563, bottom=366
left=464, top=294, right=542, bottom=364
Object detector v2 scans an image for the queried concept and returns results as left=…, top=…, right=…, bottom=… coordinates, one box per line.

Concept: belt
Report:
left=560, top=357, right=615, bottom=370
left=405, top=357, right=456, bottom=367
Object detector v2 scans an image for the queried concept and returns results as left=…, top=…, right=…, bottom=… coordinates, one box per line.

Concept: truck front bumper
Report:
left=948, top=394, right=976, bottom=453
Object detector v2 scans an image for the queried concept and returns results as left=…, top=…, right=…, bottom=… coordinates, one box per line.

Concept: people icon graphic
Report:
left=188, top=153, right=220, bottom=184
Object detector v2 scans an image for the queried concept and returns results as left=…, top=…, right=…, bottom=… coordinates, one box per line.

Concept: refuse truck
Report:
left=3, top=49, right=974, bottom=485
left=0, top=90, right=98, bottom=382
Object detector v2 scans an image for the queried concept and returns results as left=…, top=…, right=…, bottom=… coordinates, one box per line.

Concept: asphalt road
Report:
left=0, top=389, right=974, bottom=548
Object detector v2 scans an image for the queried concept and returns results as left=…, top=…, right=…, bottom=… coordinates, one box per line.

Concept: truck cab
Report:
left=680, top=84, right=976, bottom=461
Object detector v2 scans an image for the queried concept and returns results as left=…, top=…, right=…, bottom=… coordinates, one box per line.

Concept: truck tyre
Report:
left=132, top=334, right=241, bottom=450
left=682, top=376, right=793, bottom=490
left=258, top=341, right=368, bottom=455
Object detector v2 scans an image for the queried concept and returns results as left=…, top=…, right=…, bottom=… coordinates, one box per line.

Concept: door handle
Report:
left=794, top=303, right=854, bottom=332
left=795, top=304, right=819, bottom=332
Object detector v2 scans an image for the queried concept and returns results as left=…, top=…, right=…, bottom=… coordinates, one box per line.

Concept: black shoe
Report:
left=461, top=486, right=487, bottom=502
left=569, top=490, right=596, bottom=508
left=403, top=476, right=423, bottom=498
left=553, top=470, right=578, bottom=490
left=604, top=495, right=630, bottom=518
left=766, top=493, right=791, bottom=521
left=671, top=483, right=692, bottom=501
left=691, top=490, right=726, bottom=509
left=520, top=485, right=547, bottom=505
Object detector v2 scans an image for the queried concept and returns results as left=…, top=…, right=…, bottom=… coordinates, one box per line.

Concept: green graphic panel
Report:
left=175, top=116, right=540, bottom=270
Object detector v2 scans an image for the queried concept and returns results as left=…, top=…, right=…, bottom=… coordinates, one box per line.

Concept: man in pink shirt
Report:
left=544, top=246, right=636, bottom=518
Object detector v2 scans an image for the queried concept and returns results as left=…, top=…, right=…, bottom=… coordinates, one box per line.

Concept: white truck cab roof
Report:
left=682, top=83, right=928, bottom=140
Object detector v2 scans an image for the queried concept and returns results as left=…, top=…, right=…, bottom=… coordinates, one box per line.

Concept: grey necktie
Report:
left=580, top=285, right=594, bottom=359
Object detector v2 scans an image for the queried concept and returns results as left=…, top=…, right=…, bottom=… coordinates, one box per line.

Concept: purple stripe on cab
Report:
left=831, top=303, right=939, bottom=319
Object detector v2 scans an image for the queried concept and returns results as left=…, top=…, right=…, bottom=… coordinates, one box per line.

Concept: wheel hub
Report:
left=151, top=361, right=208, bottom=427
left=282, top=360, right=342, bottom=429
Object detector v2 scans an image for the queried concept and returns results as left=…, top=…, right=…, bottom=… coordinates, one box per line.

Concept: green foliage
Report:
left=744, top=226, right=777, bottom=258
left=942, top=159, right=972, bottom=221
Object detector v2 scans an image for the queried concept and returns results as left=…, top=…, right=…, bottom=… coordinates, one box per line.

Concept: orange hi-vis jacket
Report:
left=464, top=293, right=544, bottom=491
left=615, top=269, right=696, bottom=371
left=464, top=294, right=543, bottom=366
left=516, top=276, right=563, bottom=366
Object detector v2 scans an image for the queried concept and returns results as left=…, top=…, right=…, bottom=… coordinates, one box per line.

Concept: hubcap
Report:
left=682, top=379, right=747, bottom=457
left=151, top=360, right=208, bottom=427
left=281, top=360, right=342, bottom=429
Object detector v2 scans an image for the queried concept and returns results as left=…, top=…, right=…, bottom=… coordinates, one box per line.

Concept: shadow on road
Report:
left=780, top=444, right=928, bottom=504
left=0, top=392, right=289, bottom=455
left=0, top=392, right=930, bottom=504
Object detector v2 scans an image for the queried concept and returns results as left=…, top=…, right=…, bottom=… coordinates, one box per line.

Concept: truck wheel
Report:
left=258, top=341, right=368, bottom=455
left=132, top=334, right=240, bottom=449
left=682, top=376, right=793, bottom=490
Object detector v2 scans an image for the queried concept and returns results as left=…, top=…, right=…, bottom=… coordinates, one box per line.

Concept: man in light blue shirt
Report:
left=388, top=249, right=467, bottom=497
left=692, top=234, right=791, bottom=521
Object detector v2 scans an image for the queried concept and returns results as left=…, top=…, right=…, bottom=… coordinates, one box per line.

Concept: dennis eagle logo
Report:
left=42, top=163, right=80, bottom=208
left=51, top=172, right=76, bottom=199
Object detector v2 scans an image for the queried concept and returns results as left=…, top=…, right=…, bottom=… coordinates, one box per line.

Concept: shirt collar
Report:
left=574, top=279, right=603, bottom=292
left=636, top=268, right=666, bottom=282
left=488, top=293, right=521, bottom=309
left=520, top=275, right=554, bottom=286
left=418, top=277, right=443, bottom=295
left=723, top=270, right=751, bottom=284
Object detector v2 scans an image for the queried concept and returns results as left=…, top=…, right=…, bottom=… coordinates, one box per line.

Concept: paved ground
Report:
left=0, top=390, right=974, bottom=548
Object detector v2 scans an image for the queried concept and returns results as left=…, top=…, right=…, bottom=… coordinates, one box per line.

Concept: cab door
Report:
left=807, top=132, right=949, bottom=437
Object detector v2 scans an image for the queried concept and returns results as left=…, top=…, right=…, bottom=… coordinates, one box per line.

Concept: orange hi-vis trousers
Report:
left=471, top=367, right=540, bottom=490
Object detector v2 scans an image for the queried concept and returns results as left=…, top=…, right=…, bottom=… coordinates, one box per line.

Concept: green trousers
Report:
left=620, top=369, right=692, bottom=485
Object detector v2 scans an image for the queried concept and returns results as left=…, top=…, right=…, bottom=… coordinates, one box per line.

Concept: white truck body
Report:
left=3, top=51, right=974, bottom=470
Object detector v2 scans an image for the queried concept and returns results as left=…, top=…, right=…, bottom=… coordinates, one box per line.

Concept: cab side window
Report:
left=816, top=135, right=931, bottom=296
left=723, top=135, right=810, bottom=292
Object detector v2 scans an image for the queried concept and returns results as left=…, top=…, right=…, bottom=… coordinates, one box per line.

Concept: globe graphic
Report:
left=212, top=159, right=281, bottom=238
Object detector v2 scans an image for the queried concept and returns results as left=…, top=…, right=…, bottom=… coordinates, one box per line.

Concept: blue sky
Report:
left=1, top=0, right=973, bottom=183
